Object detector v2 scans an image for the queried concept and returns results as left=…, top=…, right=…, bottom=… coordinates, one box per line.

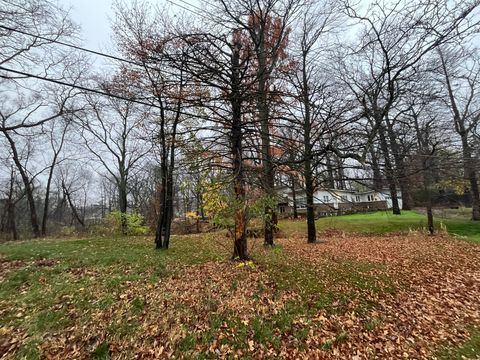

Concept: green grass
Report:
left=436, top=328, right=480, bottom=359
left=0, top=234, right=227, bottom=348
left=92, top=341, right=111, bottom=359
left=0, top=232, right=392, bottom=357
left=279, top=210, right=480, bottom=242
left=1, top=214, right=479, bottom=358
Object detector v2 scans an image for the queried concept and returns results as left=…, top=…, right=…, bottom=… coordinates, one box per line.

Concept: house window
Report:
left=355, top=195, right=361, bottom=202
left=340, top=195, right=348, bottom=202
left=367, top=195, right=374, bottom=202
left=323, top=195, right=329, bottom=202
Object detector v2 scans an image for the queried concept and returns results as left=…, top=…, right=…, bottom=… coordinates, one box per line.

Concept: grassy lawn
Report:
left=1, top=214, right=480, bottom=358
left=279, top=210, right=480, bottom=242
left=436, top=328, right=480, bottom=360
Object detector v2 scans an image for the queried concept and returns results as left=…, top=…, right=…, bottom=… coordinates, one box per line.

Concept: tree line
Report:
left=1, top=0, right=479, bottom=260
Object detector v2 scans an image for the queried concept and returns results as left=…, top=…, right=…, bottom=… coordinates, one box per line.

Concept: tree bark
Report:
left=256, top=30, right=276, bottom=247
left=290, top=174, right=298, bottom=219
left=461, top=136, right=480, bottom=221
left=41, top=160, right=56, bottom=236
left=154, top=89, right=170, bottom=249
left=385, top=117, right=413, bottom=210
left=154, top=176, right=167, bottom=249
left=154, top=68, right=183, bottom=249
left=326, top=156, right=335, bottom=189
left=335, top=157, right=346, bottom=190
left=62, top=181, right=85, bottom=227
left=369, top=146, right=383, bottom=191
left=6, top=168, right=18, bottom=240
left=378, top=125, right=401, bottom=215
left=118, top=174, right=128, bottom=234
left=231, top=36, right=248, bottom=260
left=301, top=55, right=317, bottom=244
left=305, top=163, right=316, bottom=243
left=3, top=131, right=41, bottom=237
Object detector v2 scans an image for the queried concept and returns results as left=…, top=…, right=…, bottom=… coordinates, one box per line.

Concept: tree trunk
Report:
left=118, top=176, right=128, bottom=234
left=62, top=181, right=85, bottom=227
left=231, top=36, right=248, bottom=260
left=154, top=176, right=167, bottom=249
left=369, top=146, right=383, bottom=191
left=301, top=55, right=316, bottom=244
left=413, top=113, right=435, bottom=234
left=305, top=166, right=316, bottom=244
left=378, top=126, right=401, bottom=215
left=154, top=164, right=173, bottom=250
left=336, top=157, right=346, bottom=190
left=163, top=174, right=174, bottom=249
left=385, top=118, right=413, bottom=210
left=41, top=168, right=53, bottom=236
left=3, top=131, right=40, bottom=237
left=423, top=154, right=434, bottom=235
left=154, top=103, right=171, bottom=249
left=468, top=171, right=480, bottom=221
left=426, top=202, right=434, bottom=235
left=41, top=153, right=59, bottom=236
left=290, top=175, right=298, bottom=219
left=6, top=168, right=18, bottom=240
left=461, top=136, right=480, bottom=220
left=326, top=156, right=335, bottom=189
left=257, top=37, right=276, bottom=247
left=233, top=171, right=247, bottom=260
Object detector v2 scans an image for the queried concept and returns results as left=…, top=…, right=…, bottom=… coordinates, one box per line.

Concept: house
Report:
left=277, top=186, right=402, bottom=217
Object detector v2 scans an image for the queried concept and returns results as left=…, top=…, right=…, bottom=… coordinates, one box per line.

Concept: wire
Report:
left=0, top=65, right=162, bottom=109
left=0, top=23, right=194, bottom=82
left=0, top=66, right=227, bottom=126
left=166, top=0, right=206, bottom=18
left=0, top=24, right=140, bottom=67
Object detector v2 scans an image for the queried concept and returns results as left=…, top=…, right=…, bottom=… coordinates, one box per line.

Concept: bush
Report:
left=103, top=211, right=150, bottom=236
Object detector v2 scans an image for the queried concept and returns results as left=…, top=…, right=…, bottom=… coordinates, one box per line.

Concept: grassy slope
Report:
left=278, top=210, right=480, bottom=358
left=1, top=212, right=479, bottom=358
left=0, top=234, right=228, bottom=359
left=279, top=210, right=480, bottom=242
left=2, top=235, right=478, bottom=358
left=1, top=234, right=385, bottom=358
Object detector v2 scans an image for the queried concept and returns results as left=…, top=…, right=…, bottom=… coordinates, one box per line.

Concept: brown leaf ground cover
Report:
left=1, top=230, right=480, bottom=359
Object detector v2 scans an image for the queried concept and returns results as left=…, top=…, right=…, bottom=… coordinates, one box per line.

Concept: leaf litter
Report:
left=1, top=232, right=479, bottom=359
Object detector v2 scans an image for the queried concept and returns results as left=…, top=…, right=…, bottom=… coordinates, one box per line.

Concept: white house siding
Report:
left=277, top=186, right=403, bottom=212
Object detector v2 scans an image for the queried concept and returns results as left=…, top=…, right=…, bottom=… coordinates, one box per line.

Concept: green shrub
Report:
left=103, top=211, right=150, bottom=236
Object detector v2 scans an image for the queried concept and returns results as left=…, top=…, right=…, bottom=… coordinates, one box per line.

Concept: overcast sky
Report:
left=61, top=0, right=198, bottom=51
left=61, top=0, right=115, bottom=51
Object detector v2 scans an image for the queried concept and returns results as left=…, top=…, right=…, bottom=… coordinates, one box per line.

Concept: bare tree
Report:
left=79, top=71, right=152, bottom=230
left=0, top=0, right=83, bottom=237
left=340, top=0, right=480, bottom=215
left=41, top=118, right=71, bottom=235
left=0, top=166, right=21, bottom=240
left=282, top=0, right=345, bottom=243
left=438, top=46, right=480, bottom=220
left=214, top=0, right=301, bottom=246
left=56, top=162, right=93, bottom=227
left=113, top=1, right=190, bottom=249
left=172, top=24, right=256, bottom=259
left=0, top=0, right=81, bottom=131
